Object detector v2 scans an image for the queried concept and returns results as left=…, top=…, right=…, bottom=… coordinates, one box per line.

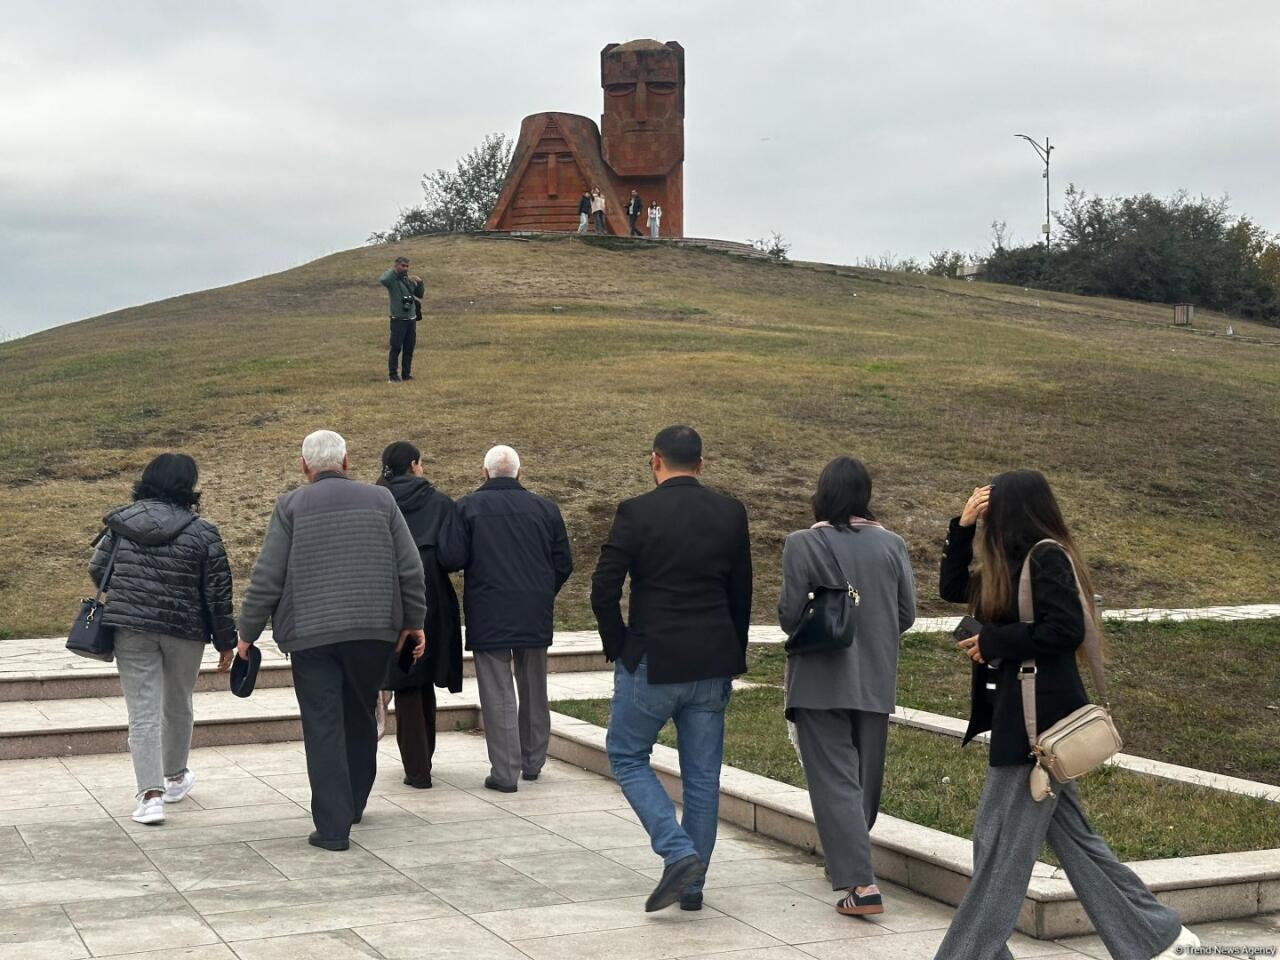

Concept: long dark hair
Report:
left=811, top=456, right=875, bottom=526
left=974, top=469, right=1102, bottom=660
left=378, top=441, right=420, bottom=486
left=133, top=453, right=200, bottom=509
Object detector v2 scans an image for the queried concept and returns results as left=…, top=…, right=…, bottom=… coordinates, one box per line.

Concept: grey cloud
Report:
left=2, top=0, right=1277, bottom=338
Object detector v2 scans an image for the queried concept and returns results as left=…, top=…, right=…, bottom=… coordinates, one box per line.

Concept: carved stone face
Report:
left=600, top=41, right=684, bottom=177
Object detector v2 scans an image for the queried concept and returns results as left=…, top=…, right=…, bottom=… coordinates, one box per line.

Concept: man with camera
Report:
left=378, top=256, right=424, bottom=383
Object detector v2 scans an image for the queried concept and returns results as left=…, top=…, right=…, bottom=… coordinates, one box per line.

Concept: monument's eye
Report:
left=646, top=82, right=677, bottom=95
left=606, top=83, right=636, bottom=97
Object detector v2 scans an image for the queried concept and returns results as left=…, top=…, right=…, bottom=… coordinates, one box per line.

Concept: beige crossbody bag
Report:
left=1018, top=539, right=1123, bottom=801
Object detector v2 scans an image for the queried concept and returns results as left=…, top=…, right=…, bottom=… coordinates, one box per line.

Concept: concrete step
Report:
left=0, top=671, right=618, bottom=761
left=0, top=631, right=612, bottom=702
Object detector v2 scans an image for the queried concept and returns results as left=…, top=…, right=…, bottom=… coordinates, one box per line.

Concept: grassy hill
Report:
left=1, top=233, right=1278, bottom=637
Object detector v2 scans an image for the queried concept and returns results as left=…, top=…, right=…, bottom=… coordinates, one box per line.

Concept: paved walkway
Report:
left=1, top=733, right=1277, bottom=960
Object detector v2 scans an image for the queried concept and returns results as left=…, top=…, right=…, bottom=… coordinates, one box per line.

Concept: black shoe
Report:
left=404, top=776, right=433, bottom=789
left=388, top=374, right=401, bottom=383
left=522, top=771, right=540, bottom=782
left=307, top=831, right=349, bottom=851
left=401, top=374, right=414, bottom=381
left=836, top=887, right=884, bottom=916
left=680, top=892, right=703, bottom=912
left=645, top=854, right=706, bottom=913
left=484, top=775, right=517, bottom=794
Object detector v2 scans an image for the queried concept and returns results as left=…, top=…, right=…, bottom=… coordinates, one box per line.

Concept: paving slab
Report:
left=0, top=731, right=1269, bottom=958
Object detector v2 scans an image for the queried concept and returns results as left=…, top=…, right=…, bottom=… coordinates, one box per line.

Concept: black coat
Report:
left=381, top=476, right=464, bottom=693
left=89, top=500, right=237, bottom=651
left=578, top=196, right=593, bottom=215
left=939, top=517, right=1090, bottom=766
left=591, top=476, right=753, bottom=684
left=438, top=477, right=572, bottom=652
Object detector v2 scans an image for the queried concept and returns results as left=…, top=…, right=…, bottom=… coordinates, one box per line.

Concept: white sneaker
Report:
left=131, top=796, right=166, bottom=825
left=163, top=770, right=195, bottom=804
left=1153, top=926, right=1200, bottom=959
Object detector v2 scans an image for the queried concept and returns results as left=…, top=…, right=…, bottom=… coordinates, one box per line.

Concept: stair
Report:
left=0, top=630, right=618, bottom=761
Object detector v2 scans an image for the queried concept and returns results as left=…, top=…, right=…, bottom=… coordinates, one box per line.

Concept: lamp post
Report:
left=1015, top=134, right=1053, bottom=251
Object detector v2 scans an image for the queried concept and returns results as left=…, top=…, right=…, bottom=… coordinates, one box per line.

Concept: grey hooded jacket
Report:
left=89, top=500, right=237, bottom=651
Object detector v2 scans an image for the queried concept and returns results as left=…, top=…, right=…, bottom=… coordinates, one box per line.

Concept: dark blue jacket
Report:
left=438, top=477, right=572, bottom=651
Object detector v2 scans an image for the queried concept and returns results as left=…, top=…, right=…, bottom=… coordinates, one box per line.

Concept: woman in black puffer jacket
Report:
left=89, top=453, right=237, bottom=826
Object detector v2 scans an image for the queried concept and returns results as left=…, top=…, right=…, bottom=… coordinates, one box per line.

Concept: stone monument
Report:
left=485, top=39, right=685, bottom=237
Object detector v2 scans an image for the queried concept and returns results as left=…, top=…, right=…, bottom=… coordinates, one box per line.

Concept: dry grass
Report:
left=1, top=233, right=1278, bottom=637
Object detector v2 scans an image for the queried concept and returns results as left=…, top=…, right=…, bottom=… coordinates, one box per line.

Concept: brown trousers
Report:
left=394, top=686, right=437, bottom=785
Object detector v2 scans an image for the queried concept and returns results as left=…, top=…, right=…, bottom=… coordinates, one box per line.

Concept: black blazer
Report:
left=939, top=517, right=1089, bottom=766
left=590, top=476, right=753, bottom=684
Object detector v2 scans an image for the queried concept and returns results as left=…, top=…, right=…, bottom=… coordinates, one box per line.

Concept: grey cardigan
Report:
left=778, top=523, right=916, bottom=716
left=238, top=472, right=427, bottom=654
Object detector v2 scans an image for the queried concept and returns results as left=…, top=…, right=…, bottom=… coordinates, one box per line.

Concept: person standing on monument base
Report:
left=378, top=255, right=424, bottom=383
left=590, top=425, right=753, bottom=914
left=590, top=187, right=607, bottom=234
left=648, top=201, right=662, bottom=239
left=577, top=191, right=592, bottom=233
left=237, top=429, right=427, bottom=852
left=438, top=445, right=573, bottom=793
left=626, top=190, right=644, bottom=236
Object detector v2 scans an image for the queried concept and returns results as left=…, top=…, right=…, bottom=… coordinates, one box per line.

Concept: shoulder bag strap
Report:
left=1018, top=538, right=1109, bottom=753
left=94, top=534, right=122, bottom=601
left=813, top=527, right=859, bottom=605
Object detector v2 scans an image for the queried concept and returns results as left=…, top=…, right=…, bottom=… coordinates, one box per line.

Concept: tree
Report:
left=369, top=133, right=513, bottom=243
left=978, top=185, right=1280, bottom=323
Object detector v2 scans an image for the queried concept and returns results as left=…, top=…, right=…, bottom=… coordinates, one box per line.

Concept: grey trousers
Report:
left=935, top=764, right=1182, bottom=960
left=792, top=708, right=888, bottom=890
left=114, top=629, right=207, bottom=798
left=474, top=648, right=550, bottom=787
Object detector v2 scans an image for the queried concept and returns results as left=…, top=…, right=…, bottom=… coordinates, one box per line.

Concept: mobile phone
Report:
left=953, top=616, right=983, bottom=642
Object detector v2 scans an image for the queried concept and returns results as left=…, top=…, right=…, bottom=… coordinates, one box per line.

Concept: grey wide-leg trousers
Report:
left=792, top=708, right=889, bottom=890
left=935, top=764, right=1182, bottom=960
left=474, top=648, right=550, bottom=787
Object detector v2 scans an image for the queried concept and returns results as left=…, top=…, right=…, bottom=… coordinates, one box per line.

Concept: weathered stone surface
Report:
left=485, top=39, right=685, bottom=237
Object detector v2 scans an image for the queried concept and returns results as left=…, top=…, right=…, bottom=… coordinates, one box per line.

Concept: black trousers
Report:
left=394, top=685, right=437, bottom=785
left=388, top=318, right=417, bottom=378
left=291, top=640, right=394, bottom=840
left=628, top=212, right=642, bottom=236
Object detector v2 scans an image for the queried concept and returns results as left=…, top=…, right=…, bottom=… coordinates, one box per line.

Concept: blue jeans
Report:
left=606, top=658, right=732, bottom=889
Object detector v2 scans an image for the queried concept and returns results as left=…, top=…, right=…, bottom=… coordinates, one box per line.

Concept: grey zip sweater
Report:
left=238, top=472, right=427, bottom=653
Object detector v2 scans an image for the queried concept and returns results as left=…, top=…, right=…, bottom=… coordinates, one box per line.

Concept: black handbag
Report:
left=67, top=536, right=119, bottom=662
left=784, top=527, right=861, bottom=655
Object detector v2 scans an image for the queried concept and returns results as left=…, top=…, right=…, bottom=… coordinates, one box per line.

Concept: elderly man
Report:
left=238, top=430, right=426, bottom=850
left=439, top=445, right=572, bottom=792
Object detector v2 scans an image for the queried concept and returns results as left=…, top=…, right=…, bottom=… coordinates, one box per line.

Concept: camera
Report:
left=401, top=295, right=415, bottom=310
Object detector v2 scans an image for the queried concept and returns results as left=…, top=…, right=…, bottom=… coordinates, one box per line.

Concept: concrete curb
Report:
left=545, top=711, right=1280, bottom=940
left=0, top=703, right=481, bottom=761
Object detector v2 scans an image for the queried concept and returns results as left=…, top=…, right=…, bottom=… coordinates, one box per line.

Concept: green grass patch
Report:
left=2, top=233, right=1279, bottom=636
left=741, top=621, right=1280, bottom=785
left=552, top=685, right=1280, bottom=864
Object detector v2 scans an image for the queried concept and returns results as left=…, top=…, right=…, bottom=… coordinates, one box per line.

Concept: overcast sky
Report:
left=3, top=1, right=1278, bottom=338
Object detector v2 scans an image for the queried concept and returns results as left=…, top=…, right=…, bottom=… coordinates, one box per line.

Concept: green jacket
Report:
left=379, top=269, right=426, bottom=320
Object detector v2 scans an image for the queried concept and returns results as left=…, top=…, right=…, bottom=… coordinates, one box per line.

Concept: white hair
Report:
left=483, top=445, right=521, bottom=478
left=301, top=430, right=347, bottom=472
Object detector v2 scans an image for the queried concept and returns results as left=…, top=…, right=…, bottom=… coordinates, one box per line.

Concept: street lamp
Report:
left=1015, top=134, right=1053, bottom=251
